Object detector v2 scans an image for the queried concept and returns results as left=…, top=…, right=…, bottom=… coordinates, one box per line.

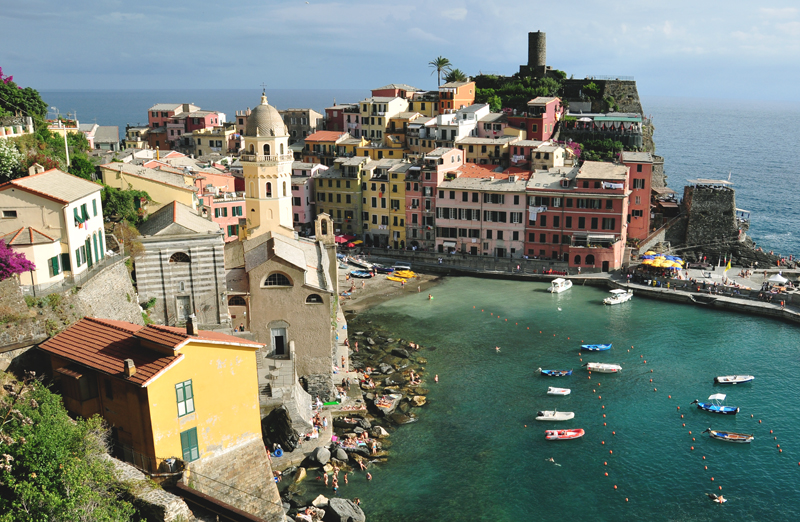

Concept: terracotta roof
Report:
left=305, top=131, right=349, bottom=143
left=456, top=163, right=502, bottom=178
left=38, top=317, right=180, bottom=387
left=2, top=227, right=57, bottom=246
left=135, top=324, right=264, bottom=349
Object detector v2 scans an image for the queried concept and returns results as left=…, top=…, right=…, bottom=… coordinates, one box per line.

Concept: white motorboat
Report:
left=547, top=387, right=571, bottom=396
left=548, top=278, right=573, bottom=294
left=535, top=410, right=575, bottom=421
left=583, top=362, right=622, bottom=373
left=603, top=288, right=633, bottom=305
left=714, top=375, right=754, bottom=385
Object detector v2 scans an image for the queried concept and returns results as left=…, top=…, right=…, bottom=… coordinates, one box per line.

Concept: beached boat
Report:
left=393, top=270, right=417, bottom=279
left=372, top=264, right=394, bottom=274
left=374, top=393, right=402, bottom=416
left=538, top=368, right=572, bottom=377
left=603, top=288, right=633, bottom=305
left=545, top=429, right=585, bottom=440
left=548, top=278, right=573, bottom=294
left=338, top=263, right=349, bottom=269
left=350, top=270, right=373, bottom=278
left=349, top=258, right=373, bottom=270
left=691, top=394, right=739, bottom=415
left=386, top=276, right=407, bottom=283
left=547, top=387, right=571, bottom=396
left=581, top=343, right=612, bottom=352
left=703, top=428, right=754, bottom=443
left=583, top=362, right=622, bottom=373
left=714, top=375, right=755, bottom=385
left=535, top=410, right=575, bottom=421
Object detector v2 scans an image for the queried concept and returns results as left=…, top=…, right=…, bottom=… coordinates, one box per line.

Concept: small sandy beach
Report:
left=337, top=267, right=442, bottom=313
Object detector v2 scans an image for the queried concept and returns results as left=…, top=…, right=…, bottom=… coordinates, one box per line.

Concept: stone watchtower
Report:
left=520, top=30, right=552, bottom=78
left=240, top=92, right=295, bottom=240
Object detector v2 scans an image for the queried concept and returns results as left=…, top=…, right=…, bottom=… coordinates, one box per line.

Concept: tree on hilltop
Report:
left=429, top=56, right=452, bottom=87
left=445, top=68, right=468, bottom=83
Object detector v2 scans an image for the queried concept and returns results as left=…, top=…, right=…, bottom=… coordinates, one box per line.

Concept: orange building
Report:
left=438, top=81, right=476, bottom=114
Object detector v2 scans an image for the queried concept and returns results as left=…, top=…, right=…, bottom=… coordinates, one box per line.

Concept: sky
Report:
left=3, top=0, right=800, bottom=100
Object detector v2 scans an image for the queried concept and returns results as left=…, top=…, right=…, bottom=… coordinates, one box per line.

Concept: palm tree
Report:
left=429, top=56, right=452, bottom=87
left=444, top=68, right=468, bottom=83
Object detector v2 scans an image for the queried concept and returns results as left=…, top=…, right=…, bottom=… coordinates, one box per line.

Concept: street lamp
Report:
left=50, top=106, right=70, bottom=168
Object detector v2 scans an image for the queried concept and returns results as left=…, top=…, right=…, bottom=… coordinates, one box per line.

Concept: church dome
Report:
left=244, top=94, right=288, bottom=138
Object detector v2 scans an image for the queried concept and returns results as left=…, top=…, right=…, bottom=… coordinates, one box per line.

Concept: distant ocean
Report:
left=39, top=90, right=800, bottom=256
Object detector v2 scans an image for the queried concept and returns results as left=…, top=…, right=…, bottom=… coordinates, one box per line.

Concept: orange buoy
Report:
left=603, top=414, right=606, bottom=418
left=650, top=369, right=653, bottom=373
left=689, top=431, right=692, bottom=434
left=681, top=414, right=684, bottom=418
left=553, top=334, right=556, bottom=336
left=540, top=331, right=542, bottom=333
left=719, top=486, right=722, bottom=490
left=604, top=462, right=607, bottom=466
left=705, top=466, right=708, bottom=470
left=780, top=449, right=783, bottom=453
left=598, top=396, right=601, bottom=399
left=602, top=441, right=605, bottom=445
left=588, top=376, right=591, bottom=379
left=625, top=498, right=629, bottom=502
left=602, top=405, right=605, bottom=409
left=609, top=450, right=613, bottom=454
left=650, top=379, right=653, bottom=382
left=473, top=306, right=476, bottom=308
left=527, top=327, right=529, bottom=329
left=614, top=485, right=617, bottom=489
left=640, top=355, right=643, bottom=358
left=605, top=472, right=608, bottom=476
left=644, top=361, right=647, bottom=364
left=759, top=420, right=762, bottom=423
left=691, top=446, right=694, bottom=450
left=677, top=406, right=681, bottom=410
left=604, top=422, right=607, bottom=426
left=692, top=438, right=695, bottom=441
left=482, top=310, right=484, bottom=312
left=778, top=444, right=781, bottom=448
left=770, top=430, right=773, bottom=434
left=710, top=477, right=714, bottom=481
left=567, top=337, right=570, bottom=340
left=751, top=414, right=754, bottom=418
left=775, top=437, right=777, bottom=440
left=682, top=424, right=685, bottom=427
left=613, top=431, right=616, bottom=435
left=668, top=395, right=672, bottom=399
left=702, top=456, right=706, bottom=460
left=505, top=318, right=507, bottom=321
left=580, top=359, right=583, bottom=362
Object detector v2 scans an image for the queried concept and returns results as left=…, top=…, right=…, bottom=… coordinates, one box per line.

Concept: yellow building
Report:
left=455, top=136, right=518, bottom=166
left=358, top=96, right=409, bottom=142
left=361, top=158, right=410, bottom=247
left=99, top=162, right=198, bottom=213
left=314, top=156, right=369, bottom=235
left=408, top=91, right=439, bottom=117
left=39, top=317, right=283, bottom=519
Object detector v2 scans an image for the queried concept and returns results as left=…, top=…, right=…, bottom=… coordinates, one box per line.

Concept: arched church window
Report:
left=249, top=144, right=254, bottom=154
left=263, top=272, right=292, bottom=287
left=169, top=252, right=190, bottom=263
left=283, top=182, right=287, bottom=197
left=266, top=182, right=272, bottom=197
left=280, top=143, right=285, bottom=155
left=229, top=295, right=246, bottom=306
left=263, top=144, right=271, bottom=156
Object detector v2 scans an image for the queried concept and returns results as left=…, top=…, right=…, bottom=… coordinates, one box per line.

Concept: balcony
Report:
left=240, top=153, right=294, bottom=163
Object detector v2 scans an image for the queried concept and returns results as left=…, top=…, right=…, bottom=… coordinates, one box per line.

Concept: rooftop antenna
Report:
left=727, top=170, right=732, bottom=182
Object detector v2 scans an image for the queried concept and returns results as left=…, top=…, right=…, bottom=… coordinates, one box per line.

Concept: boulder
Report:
left=367, top=337, right=376, bottom=346
left=390, top=412, right=417, bottom=425
left=312, top=495, right=330, bottom=508
left=357, top=418, right=372, bottom=430
left=391, top=347, right=410, bottom=359
left=353, top=427, right=364, bottom=435
left=384, top=372, right=406, bottom=386
left=343, top=445, right=370, bottom=458
left=355, top=331, right=364, bottom=335
left=293, top=467, right=307, bottom=484
left=324, top=498, right=366, bottom=522
left=309, top=446, right=331, bottom=466
left=386, top=338, right=395, bottom=343
left=417, top=357, right=428, bottom=364
left=378, top=363, right=393, bottom=375
left=334, top=447, right=349, bottom=462
left=262, top=406, right=299, bottom=452
left=412, top=395, right=427, bottom=407
left=371, top=426, right=390, bottom=438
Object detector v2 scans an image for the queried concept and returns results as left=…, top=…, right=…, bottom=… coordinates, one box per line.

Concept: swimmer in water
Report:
left=495, top=346, right=500, bottom=353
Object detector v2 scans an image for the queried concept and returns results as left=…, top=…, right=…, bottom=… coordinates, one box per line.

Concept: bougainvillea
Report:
left=0, top=239, right=35, bottom=281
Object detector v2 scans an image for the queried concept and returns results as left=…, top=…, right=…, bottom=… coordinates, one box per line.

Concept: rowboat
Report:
left=349, top=258, right=373, bottom=270
left=714, top=375, right=755, bottom=385
left=547, top=387, right=571, bottom=396
left=386, top=276, right=407, bottom=283
left=535, top=410, right=575, bottom=421
left=537, top=368, right=572, bottom=377
left=604, top=288, right=633, bottom=305
left=581, top=343, right=611, bottom=352
left=691, top=394, right=739, bottom=415
left=583, top=362, right=622, bottom=373
left=350, top=271, right=373, bottom=278
left=548, top=278, right=573, bottom=293
left=545, top=429, right=585, bottom=440
left=372, top=264, right=395, bottom=273
left=703, top=428, right=754, bottom=443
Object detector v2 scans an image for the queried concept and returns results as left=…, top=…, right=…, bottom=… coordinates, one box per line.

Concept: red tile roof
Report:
left=39, top=318, right=262, bottom=387
left=456, top=163, right=501, bottom=178
left=304, top=131, right=348, bottom=142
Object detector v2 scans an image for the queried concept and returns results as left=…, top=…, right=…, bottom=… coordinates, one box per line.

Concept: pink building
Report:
left=291, top=162, right=327, bottom=234
left=199, top=194, right=244, bottom=241
left=507, top=97, right=563, bottom=141
left=404, top=148, right=463, bottom=250
left=621, top=151, right=653, bottom=241
left=477, top=113, right=508, bottom=138
left=371, top=84, right=421, bottom=99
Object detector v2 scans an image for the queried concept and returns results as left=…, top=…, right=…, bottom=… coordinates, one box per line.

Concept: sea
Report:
left=39, top=90, right=800, bottom=257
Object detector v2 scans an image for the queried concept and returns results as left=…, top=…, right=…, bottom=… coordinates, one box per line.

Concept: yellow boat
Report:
left=394, top=270, right=417, bottom=278
left=387, top=276, right=407, bottom=283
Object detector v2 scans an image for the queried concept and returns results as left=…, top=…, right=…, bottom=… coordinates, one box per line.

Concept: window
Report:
left=602, top=218, right=616, bottom=230
left=553, top=216, right=560, bottom=227
left=371, top=197, right=377, bottom=208
left=633, top=179, right=646, bottom=189
left=264, top=273, right=291, bottom=287
left=449, top=191, right=455, bottom=200
left=176, top=380, right=195, bottom=417
left=635, top=196, right=641, bottom=205
left=1, top=210, right=17, bottom=218
left=637, top=164, right=643, bottom=172
left=306, top=294, right=323, bottom=304
left=336, top=194, right=341, bottom=203
left=539, top=233, right=546, bottom=243
left=552, top=234, right=560, bottom=244
left=578, top=217, right=586, bottom=229
left=594, top=182, right=601, bottom=189
left=48, top=255, right=61, bottom=277
left=566, top=216, right=572, bottom=228
left=606, top=200, right=614, bottom=210
left=512, top=231, right=519, bottom=241
left=229, top=295, right=246, bottom=306
left=528, top=232, right=535, bottom=242
left=566, top=199, right=573, bottom=208
left=632, top=209, right=644, bottom=217
left=540, top=215, right=547, bottom=227
left=497, top=231, right=504, bottom=240
left=439, top=190, right=444, bottom=199
left=486, top=230, right=492, bottom=239
left=227, top=224, right=238, bottom=236
left=180, top=427, right=199, bottom=462
left=472, top=192, right=479, bottom=203
left=169, top=252, right=190, bottom=263
left=591, top=217, right=599, bottom=230
left=510, top=212, right=523, bottom=223
left=513, top=195, right=520, bottom=205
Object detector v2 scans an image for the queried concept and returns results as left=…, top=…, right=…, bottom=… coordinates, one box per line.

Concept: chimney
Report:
left=186, top=314, right=198, bottom=336
left=123, top=359, right=136, bottom=377
left=28, top=163, right=45, bottom=176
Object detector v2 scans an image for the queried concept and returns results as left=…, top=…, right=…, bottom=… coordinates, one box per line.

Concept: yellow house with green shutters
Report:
left=39, top=316, right=283, bottom=519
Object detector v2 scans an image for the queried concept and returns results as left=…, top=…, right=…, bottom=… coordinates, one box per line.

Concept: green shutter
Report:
left=92, top=199, right=97, bottom=216
left=180, top=430, right=191, bottom=461
left=214, top=208, right=219, bottom=218
left=73, top=207, right=81, bottom=224
left=82, top=204, right=89, bottom=220
left=99, top=232, right=105, bottom=259
left=188, top=428, right=199, bottom=461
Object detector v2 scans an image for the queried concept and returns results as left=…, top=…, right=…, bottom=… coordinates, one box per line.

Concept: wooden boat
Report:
left=581, top=343, right=611, bottom=352
left=386, top=276, right=407, bottom=283
left=537, top=368, right=572, bottom=377
left=535, top=410, right=575, bottom=421
left=374, top=393, right=402, bottom=415
left=545, top=429, right=585, bottom=440
left=349, top=258, right=373, bottom=270
left=703, top=428, right=754, bottom=444
left=603, top=288, right=633, bottom=305
left=350, top=271, right=373, bottom=278
left=547, top=387, right=571, bottom=396
left=714, top=375, right=755, bottom=385
left=548, top=278, right=573, bottom=294
left=691, top=394, right=739, bottom=415
left=583, top=362, right=622, bottom=373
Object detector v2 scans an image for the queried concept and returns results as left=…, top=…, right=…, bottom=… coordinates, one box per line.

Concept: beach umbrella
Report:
left=334, top=236, right=348, bottom=244
left=346, top=242, right=356, bottom=248
left=644, top=251, right=656, bottom=255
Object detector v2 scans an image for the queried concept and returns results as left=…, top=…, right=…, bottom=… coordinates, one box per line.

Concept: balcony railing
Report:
left=240, top=153, right=294, bottom=163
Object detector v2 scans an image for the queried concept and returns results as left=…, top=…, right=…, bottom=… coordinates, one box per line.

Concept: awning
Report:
left=587, top=234, right=616, bottom=241
left=443, top=241, right=456, bottom=248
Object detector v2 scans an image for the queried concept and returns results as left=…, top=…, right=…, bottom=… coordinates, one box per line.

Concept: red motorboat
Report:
left=545, top=429, right=585, bottom=440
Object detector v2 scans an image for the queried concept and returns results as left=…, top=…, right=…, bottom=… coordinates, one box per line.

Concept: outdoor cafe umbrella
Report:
left=346, top=243, right=356, bottom=248
left=334, top=236, right=348, bottom=244
left=768, top=273, right=789, bottom=284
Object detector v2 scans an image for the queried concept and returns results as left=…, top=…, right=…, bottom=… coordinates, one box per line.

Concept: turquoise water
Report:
left=311, top=277, right=800, bottom=521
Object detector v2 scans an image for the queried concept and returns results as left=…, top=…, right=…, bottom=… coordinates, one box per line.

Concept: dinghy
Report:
left=350, top=270, right=373, bottom=278
left=548, top=278, right=573, bottom=293
left=537, top=368, right=572, bottom=377
left=691, top=394, right=739, bottom=415
left=714, top=375, right=754, bottom=385
left=547, top=387, right=571, bottom=396
left=604, top=288, right=633, bottom=305
left=535, top=410, right=575, bottom=421
left=581, top=344, right=611, bottom=352
left=583, top=362, right=622, bottom=373
left=703, top=428, right=753, bottom=443
left=545, top=429, right=585, bottom=440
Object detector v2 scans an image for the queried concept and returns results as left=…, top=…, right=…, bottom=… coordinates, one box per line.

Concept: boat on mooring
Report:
left=535, top=410, right=575, bottom=421
left=714, top=375, right=755, bottom=385
left=350, top=270, right=373, bottom=278
left=547, top=387, right=571, bottom=396
left=548, top=278, right=573, bottom=294
left=581, top=343, right=611, bottom=352
left=703, top=428, right=754, bottom=443
left=538, top=368, right=572, bottom=377
left=545, top=429, right=585, bottom=440
left=603, top=288, right=633, bottom=305
left=691, top=394, right=739, bottom=415
left=583, top=362, right=622, bottom=373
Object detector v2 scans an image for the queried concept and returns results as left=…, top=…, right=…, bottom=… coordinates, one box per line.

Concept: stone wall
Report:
left=684, top=186, right=739, bottom=248
left=601, top=80, right=644, bottom=115
left=651, top=155, right=666, bottom=188
left=185, top=437, right=283, bottom=522
left=73, top=260, right=144, bottom=326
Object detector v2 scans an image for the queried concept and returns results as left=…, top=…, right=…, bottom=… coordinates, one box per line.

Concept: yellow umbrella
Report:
left=644, top=251, right=656, bottom=255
